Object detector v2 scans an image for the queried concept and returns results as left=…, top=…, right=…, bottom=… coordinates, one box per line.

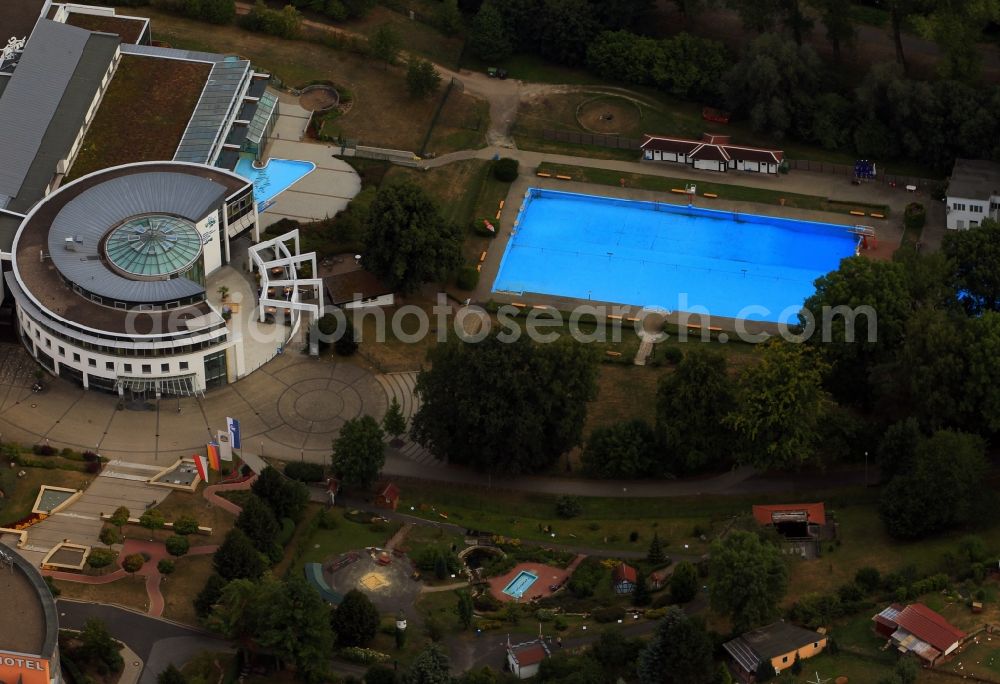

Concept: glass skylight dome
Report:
left=104, top=214, right=202, bottom=279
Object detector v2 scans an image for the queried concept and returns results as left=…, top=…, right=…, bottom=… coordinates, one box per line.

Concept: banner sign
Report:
left=227, top=417, right=241, bottom=449
left=0, top=651, right=50, bottom=684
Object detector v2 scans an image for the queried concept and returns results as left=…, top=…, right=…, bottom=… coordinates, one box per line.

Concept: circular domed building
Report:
left=8, top=161, right=264, bottom=394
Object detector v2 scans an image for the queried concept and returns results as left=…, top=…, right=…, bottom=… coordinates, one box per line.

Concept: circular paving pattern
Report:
left=294, top=389, right=344, bottom=422
left=276, top=376, right=368, bottom=435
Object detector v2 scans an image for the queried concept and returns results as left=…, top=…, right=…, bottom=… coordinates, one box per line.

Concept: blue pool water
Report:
left=235, top=157, right=316, bottom=208
left=503, top=570, right=539, bottom=598
left=492, top=189, right=861, bottom=321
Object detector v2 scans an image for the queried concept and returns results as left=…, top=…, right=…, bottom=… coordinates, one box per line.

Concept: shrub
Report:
left=284, top=461, right=325, bottom=482
left=535, top=609, right=555, bottom=622
left=85, top=461, right=101, bottom=474
left=555, top=495, right=582, bottom=519
left=854, top=566, right=881, bottom=593
left=493, top=158, right=519, bottom=182
left=157, top=558, right=175, bottom=575
left=660, top=346, right=683, bottom=365
left=165, top=535, right=190, bottom=557
left=425, top=617, right=445, bottom=642
left=172, top=515, right=200, bottom=536
left=837, top=583, right=863, bottom=602
left=593, top=606, right=624, bottom=623
left=338, top=647, right=390, bottom=665
left=903, top=202, right=926, bottom=232
left=32, top=444, right=56, bottom=456
left=643, top=607, right=668, bottom=620
left=456, top=266, right=480, bottom=291
left=629, top=531, right=640, bottom=542
left=568, top=557, right=605, bottom=598
left=82, top=450, right=99, bottom=462
left=553, top=616, right=568, bottom=631
left=44, top=576, right=61, bottom=597
left=471, top=217, right=499, bottom=238
left=317, top=508, right=339, bottom=530
left=473, top=592, right=502, bottom=612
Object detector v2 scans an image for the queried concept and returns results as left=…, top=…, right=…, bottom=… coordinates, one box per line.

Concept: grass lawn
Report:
left=786, top=504, right=1000, bottom=605
left=181, top=651, right=238, bottom=682
left=536, top=162, right=891, bottom=217
left=67, top=55, right=210, bottom=181
left=161, top=554, right=214, bottom=627
left=464, top=53, right=611, bottom=86
left=384, top=160, right=488, bottom=226
left=296, top=510, right=401, bottom=569
left=942, top=638, right=1000, bottom=681
left=151, top=489, right=235, bottom=546
left=0, top=466, right=91, bottom=526
left=336, top=4, right=464, bottom=68
left=129, top=8, right=484, bottom=153
left=53, top=575, right=149, bottom=614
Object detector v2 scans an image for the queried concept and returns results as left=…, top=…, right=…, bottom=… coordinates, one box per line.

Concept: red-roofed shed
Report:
left=752, top=503, right=826, bottom=527
left=613, top=562, right=637, bottom=594
left=641, top=133, right=783, bottom=174
left=375, top=482, right=400, bottom=510
left=872, top=603, right=965, bottom=664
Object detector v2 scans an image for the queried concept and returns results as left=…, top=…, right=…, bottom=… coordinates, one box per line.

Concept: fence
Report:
left=418, top=77, right=463, bottom=158
left=542, top=129, right=642, bottom=150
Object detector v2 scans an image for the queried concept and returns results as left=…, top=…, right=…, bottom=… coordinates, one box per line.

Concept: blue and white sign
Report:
left=227, top=416, right=241, bottom=449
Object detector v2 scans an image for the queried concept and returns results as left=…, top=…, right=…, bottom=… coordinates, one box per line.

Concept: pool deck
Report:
left=489, top=559, right=581, bottom=603
left=473, top=175, right=901, bottom=333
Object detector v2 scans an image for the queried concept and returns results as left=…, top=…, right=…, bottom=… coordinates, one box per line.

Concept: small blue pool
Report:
left=492, top=188, right=861, bottom=321
left=503, top=570, right=539, bottom=599
left=235, top=157, right=316, bottom=208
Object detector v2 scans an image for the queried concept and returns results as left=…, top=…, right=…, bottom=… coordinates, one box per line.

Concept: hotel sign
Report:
left=0, top=651, right=50, bottom=684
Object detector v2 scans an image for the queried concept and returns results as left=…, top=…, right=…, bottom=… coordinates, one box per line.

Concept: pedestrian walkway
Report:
left=383, top=523, right=411, bottom=553
left=45, top=538, right=218, bottom=617
left=375, top=372, right=440, bottom=468
left=634, top=338, right=653, bottom=366
left=202, top=475, right=256, bottom=515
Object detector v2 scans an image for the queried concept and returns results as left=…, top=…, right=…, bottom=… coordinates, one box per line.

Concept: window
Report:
left=782, top=656, right=788, bottom=663
left=953, top=202, right=967, bottom=211
left=179, top=361, right=189, bottom=371
left=88, top=358, right=96, bottom=367
left=142, top=364, right=151, bottom=374
left=73, top=353, right=81, bottom=362
left=161, top=363, right=169, bottom=373
left=45, top=339, right=51, bottom=348
left=124, top=363, right=132, bottom=373
left=106, top=362, right=114, bottom=371
left=813, top=642, right=819, bottom=648
left=971, top=204, right=984, bottom=214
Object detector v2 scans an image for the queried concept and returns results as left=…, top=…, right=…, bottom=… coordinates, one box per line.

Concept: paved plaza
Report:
left=0, top=346, right=387, bottom=467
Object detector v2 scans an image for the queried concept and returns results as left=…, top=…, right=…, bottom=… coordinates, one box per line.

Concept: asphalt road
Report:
left=57, top=600, right=231, bottom=684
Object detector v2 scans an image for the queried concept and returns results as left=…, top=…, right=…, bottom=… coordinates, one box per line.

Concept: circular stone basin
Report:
left=299, top=85, right=340, bottom=112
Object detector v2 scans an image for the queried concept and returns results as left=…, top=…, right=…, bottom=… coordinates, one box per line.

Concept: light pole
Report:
left=864, top=450, right=868, bottom=488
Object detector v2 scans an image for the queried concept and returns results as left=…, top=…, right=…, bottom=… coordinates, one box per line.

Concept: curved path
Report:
left=203, top=475, right=256, bottom=515
left=46, top=538, right=218, bottom=618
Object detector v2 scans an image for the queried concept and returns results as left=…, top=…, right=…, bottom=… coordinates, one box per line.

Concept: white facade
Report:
left=946, top=195, right=999, bottom=230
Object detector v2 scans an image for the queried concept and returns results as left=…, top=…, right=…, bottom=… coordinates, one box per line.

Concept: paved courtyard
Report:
left=0, top=346, right=387, bottom=467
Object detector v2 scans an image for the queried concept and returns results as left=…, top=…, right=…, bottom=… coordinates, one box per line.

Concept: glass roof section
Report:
left=247, top=90, right=277, bottom=145
left=104, top=214, right=202, bottom=278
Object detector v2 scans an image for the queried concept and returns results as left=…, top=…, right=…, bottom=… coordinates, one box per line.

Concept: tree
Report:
left=251, top=466, right=308, bottom=521
left=165, top=534, right=190, bottom=558
left=139, top=508, right=166, bottom=540
left=383, top=397, right=407, bottom=441
left=405, top=644, right=451, bottom=684
left=412, top=334, right=599, bottom=475
left=158, top=558, right=176, bottom=576
left=885, top=0, right=932, bottom=73
left=87, top=548, right=116, bottom=570
left=880, top=430, right=990, bottom=539
left=637, top=608, right=714, bottom=684
left=268, top=576, right=335, bottom=682
left=122, top=553, right=145, bottom=578
left=536, top=0, right=599, bottom=66
left=709, top=531, right=788, bottom=633
left=724, top=340, right=830, bottom=471
left=581, top=419, right=658, bottom=479
left=200, top=0, right=236, bottom=24
left=370, top=24, right=400, bottom=68
left=655, top=347, right=736, bottom=474
left=362, top=181, right=463, bottom=294
left=916, top=1, right=999, bottom=81
left=456, top=591, right=474, bottom=630
left=435, top=0, right=463, bottom=35
left=632, top=572, right=651, bottom=607
left=943, top=218, right=1000, bottom=315
left=236, top=494, right=281, bottom=561
left=331, top=589, right=380, bottom=647
left=334, top=317, right=358, bottom=356
left=669, top=561, right=699, bottom=604
left=876, top=418, right=923, bottom=483
left=214, top=529, right=265, bottom=581
left=647, top=532, right=666, bottom=564
left=99, top=526, right=121, bottom=549
left=803, top=256, right=913, bottom=405
left=406, top=58, right=442, bottom=98
left=79, top=618, right=124, bottom=673
left=110, top=506, right=130, bottom=536
left=333, top=415, right=385, bottom=490
left=157, top=664, right=187, bottom=684
left=655, top=32, right=728, bottom=100
left=195, top=573, right=228, bottom=618
left=172, top=515, right=200, bottom=536
left=366, top=664, right=398, bottom=684
left=470, top=2, right=512, bottom=63
left=210, top=577, right=283, bottom=663
left=811, top=0, right=855, bottom=61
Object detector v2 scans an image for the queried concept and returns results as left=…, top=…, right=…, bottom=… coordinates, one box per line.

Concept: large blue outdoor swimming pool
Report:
left=492, top=189, right=861, bottom=321
left=235, top=157, right=316, bottom=208
left=503, top=570, right=539, bottom=599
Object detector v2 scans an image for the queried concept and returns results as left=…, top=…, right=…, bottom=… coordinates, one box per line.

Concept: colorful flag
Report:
left=207, top=443, right=221, bottom=471
left=217, top=430, right=233, bottom=462
left=193, top=454, right=208, bottom=482
left=227, top=417, right=241, bottom=449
